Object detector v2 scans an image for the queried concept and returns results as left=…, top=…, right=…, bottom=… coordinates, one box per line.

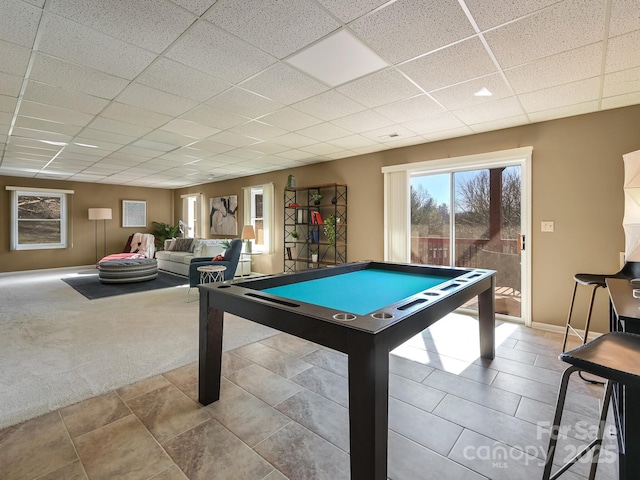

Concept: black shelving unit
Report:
left=284, top=183, right=347, bottom=272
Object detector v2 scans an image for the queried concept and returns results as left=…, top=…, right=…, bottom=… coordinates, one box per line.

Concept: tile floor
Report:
left=0, top=314, right=618, bottom=480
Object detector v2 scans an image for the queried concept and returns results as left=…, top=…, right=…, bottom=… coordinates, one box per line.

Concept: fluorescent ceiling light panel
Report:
left=286, top=29, right=388, bottom=87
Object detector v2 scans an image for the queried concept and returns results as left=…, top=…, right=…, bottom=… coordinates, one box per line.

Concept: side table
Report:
left=188, top=265, right=226, bottom=302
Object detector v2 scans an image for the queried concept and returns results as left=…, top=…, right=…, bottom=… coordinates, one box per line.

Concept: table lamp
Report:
left=241, top=225, right=255, bottom=253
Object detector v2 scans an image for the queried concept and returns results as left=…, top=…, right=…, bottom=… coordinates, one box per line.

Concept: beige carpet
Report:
left=0, top=266, right=277, bottom=430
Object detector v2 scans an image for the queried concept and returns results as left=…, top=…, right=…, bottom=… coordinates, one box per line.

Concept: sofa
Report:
left=156, top=238, right=237, bottom=277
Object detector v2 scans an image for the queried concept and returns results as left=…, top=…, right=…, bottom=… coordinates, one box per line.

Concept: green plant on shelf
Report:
left=324, top=215, right=336, bottom=246
left=311, top=192, right=323, bottom=205
left=290, top=230, right=299, bottom=240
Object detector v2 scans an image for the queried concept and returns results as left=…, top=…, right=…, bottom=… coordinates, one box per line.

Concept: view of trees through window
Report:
left=17, top=194, right=63, bottom=245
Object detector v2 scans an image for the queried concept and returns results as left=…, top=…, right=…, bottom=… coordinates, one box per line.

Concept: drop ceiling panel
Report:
left=166, top=21, right=277, bottom=83
left=429, top=73, right=513, bottom=111
left=296, top=122, right=352, bottom=142
left=519, top=77, right=600, bottom=113
left=116, top=83, right=198, bottom=117
left=469, top=115, right=529, bottom=133
left=425, top=126, right=474, bottom=142
left=331, top=110, right=394, bottom=133
left=142, top=130, right=197, bottom=148
left=453, top=96, right=524, bottom=124
left=327, top=134, right=378, bottom=149
left=240, top=63, right=328, bottom=105
left=360, top=124, right=416, bottom=142
left=258, top=108, right=323, bottom=131
left=0, top=39, right=31, bottom=76
left=207, top=131, right=261, bottom=148
left=0, top=94, right=18, bottom=113
left=180, top=105, right=247, bottom=130
left=184, top=140, right=234, bottom=155
left=316, top=0, right=389, bottom=23
left=100, top=103, right=172, bottom=129
left=399, top=37, right=496, bottom=92
left=292, top=90, right=367, bottom=121
left=528, top=101, right=599, bottom=122
left=206, top=87, right=283, bottom=119
left=604, top=67, right=640, bottom=97
left=505, top=43, right=603, bottom=94
left=48, top=0, right=196, bottom=54
left=18, top=100, right=95, bottom=126
left=606, top=30, right=640, bottom=73
left=171, top=0, right=218, bottom=16
left=299, top=143, right=344, bottom=156
left=337, top=68, right=422, bottom=108
left=23, top=81, right=109, bottom=115
left=350, top=0, right=474, bottom=64
left=484, top=0, right=606, bottom=69
left=224, top=148, right=265, bottom=160
left=80, top=128, right=137, bottom=145
left=248, top=142, right=291, bottom=155
left=15, top=116, right=84, bottom=136
left=1, top=0, right=41, bottom=48
left=137, top=58, right=231, bottom=103
left=39, top=14, right=156, bottom=80
left=161, top=119, right=221, bottom=139
left=29, top=54, right=130, bottom=100
left=88, top=117, right=153, bottom=137
left=271, top=132, right=319, bottom=148
left=374, top=95, right=445, bottom=123
left=229, top=121, right=288, bottom=140
left=401, top=112, right=466, bottom=135
left=602, top=92, right=640, bottom=110
left=207, top=0, right=340, bottom=59
left=464, top=0, right=560, bottom=30
left=0, top=72, right=23, bottom=97
left=609, top=0, right=640, bottom=37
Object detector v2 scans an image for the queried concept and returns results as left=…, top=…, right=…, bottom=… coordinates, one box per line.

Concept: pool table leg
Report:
left=348, top=337, right=389, bottom=480
left=198, top=291, right=223, bottom=405
left=478, top=275, right=496, bottom=359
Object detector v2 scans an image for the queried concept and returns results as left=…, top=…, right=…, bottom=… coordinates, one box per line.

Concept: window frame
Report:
left=242, top=183, right=274, bottom=254
left=8, top=187, right=72, bottom=250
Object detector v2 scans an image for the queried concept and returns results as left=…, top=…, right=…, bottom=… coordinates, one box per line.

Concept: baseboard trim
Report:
left=531, top=321, right=603, bottom=340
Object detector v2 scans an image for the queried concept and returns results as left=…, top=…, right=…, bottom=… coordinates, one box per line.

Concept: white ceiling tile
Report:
left=116, top=83, right=198, bottom=117
left=601, top=92, right=640, bottom=110
left=180, top=105, right=246, bottom=131
left=207, top=0, right=340, bottom=59
left=170, top=0, right=217, bottom=16
left=166, top=20, right=276, bottom=83
left=117, top=145, right=162, bottom=158
left=0, top=111, right=12, bottom=125
left=24, top=81, right=109, bottom=115
left=1, top=0, right=41, bottom=48
left=224, top=148, right=265, bottom=160
left=606, top=29, right=640, bottom=73
left=383, top=136, right=425, bottom=148
left=327, top=134, right=377, bottom=149
left=184, top=141, right=234, bottom=155
left=528, top=101, right=599, bottom=122
left=275, top=149, right=311, bottom=160
left=64, top=143, right=114, bottom=157
left=292, top=90, right=366, bottom=121
left=604, top=67, right=640, bottom=97
left=299, top=143, right=344, bottom=155
left=12, top=126, right=72, bottom=143
left=360, top=124, right=416, bottom=142
left=519, top=77, right=600, bottom=113
left=0, top=125, right=9, bottom=136
left=505, top=43, right=603, bottom=94
left=248, top=142, right=292, bottom=155
left=207, top=87, right=282, bottom=119
left=0, top=94, right=17, bottom=113
left=39, top=14, right=157, bottom=80
left=485, top=0, right=606, bottom=69
left=271, top=133, right=318, bottom=148
left=399, top=37, right=496, bottom=92
left=0, top=39, right=31, bottom=76
left=401, top=112, right=466, bottom=135
left=229, top=120, right=288, bottom=140
left=0, top=72, right=23, bottom=97
left=468, top=115, right=529, bottom=133
left=137, top=58, right=231, bottom=103
left=15, top=116, right=83, bottom=136
left=429, top=73, right=513, bottom=111
left=22, top=0, right=45, bottom=7
left=78, top=128, right=135, bottom=146
left=258, top=108, right=322, bottom=131
left=331, top=110, right=394, bottom=133
left=240, top=63, right=328, bottom=105
left=374, top=95, right=445, bottom=123
left=88, top=117, right=152, bottom=137
left=160, top=119, right=220, bottom=139
left=143, top=130, right=197, bottom=148
left=48, top=0, right=196, bottom=54
left=424, top=126, right=474, bottom=142
left=465, top=0, right=559, bottom=30
left=453, top=96, right=524, bottom=124
left=29, top=54, right=130, bottom=100
left=207, top=131, right=261, bottom=147
left=609, top=0, right=640, bottom=37
left=19, top=100, right=94, bottom=126
left=100, top=102, right=172, bottom=129
left=337, top=68, right=422, bottom=108
left=103, top=152, right=150, bottom=163
left=296, top=122, right=352, bottom=141
left=316, top=0, right=389, bottom=23
left=350, top=0, right=475, bottom=64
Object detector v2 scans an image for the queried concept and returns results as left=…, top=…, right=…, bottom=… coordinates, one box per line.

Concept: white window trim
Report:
left=242, top=183, right=274, bottom=254
left=8, top=188, right=73, bottom=250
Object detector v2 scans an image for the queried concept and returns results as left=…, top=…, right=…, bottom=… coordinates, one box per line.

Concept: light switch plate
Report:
left=541, top=221, right=554, bottom=232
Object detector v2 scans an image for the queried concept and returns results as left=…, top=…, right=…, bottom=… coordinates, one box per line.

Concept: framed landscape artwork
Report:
left=210, top=195, right=238, bottom=235
left=122, top=200, right=147, bottom=228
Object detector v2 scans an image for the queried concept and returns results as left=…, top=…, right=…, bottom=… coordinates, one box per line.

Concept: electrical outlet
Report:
left=541, top=221, right=554, bottom=232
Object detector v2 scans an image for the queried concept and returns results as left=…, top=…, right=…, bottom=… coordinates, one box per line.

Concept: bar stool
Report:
left=542, top=332, right=640, bottom=480
left=562, top=262, right=640, bottom=353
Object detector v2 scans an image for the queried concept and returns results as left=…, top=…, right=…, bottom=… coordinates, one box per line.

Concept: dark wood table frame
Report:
left=606, top=278, right=640, bottom=480
left=198, top=262, right=496, bottom=480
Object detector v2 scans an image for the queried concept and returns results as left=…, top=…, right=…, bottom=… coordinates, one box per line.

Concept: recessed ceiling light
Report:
left=474, top=87, right=493, bottom=97
left=286, top=29, right=388, bottom=87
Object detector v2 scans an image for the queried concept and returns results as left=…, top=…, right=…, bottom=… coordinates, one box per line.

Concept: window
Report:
left=8, top=187, right=73, bottom=250
left=243, top=183, right=274, bottom=254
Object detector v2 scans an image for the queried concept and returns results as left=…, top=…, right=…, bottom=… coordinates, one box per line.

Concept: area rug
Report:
left=62, top=271, right=188, bottom=299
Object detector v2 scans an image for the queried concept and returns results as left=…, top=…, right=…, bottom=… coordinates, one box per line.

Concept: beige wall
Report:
left=175, top=104, right=640, bottom=332
left=0, top=177, right=173, bottom=272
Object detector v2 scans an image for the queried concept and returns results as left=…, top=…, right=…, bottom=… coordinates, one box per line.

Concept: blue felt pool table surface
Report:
left=261, top=268, right=453, bottom=315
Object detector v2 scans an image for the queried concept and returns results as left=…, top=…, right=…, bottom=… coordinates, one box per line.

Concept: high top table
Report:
left=605, top=277, right=640, bottom=479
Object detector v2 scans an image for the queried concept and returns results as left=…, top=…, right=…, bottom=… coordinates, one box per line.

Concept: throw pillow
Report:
left=165, top=238, right=177, bottom=251
left=212, top=254, right=225, bottom=261
left=173, top=238, right=194, bottom=252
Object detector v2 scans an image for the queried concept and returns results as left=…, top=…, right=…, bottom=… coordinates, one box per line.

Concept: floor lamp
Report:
left=88, top=208, right=112, bottom=263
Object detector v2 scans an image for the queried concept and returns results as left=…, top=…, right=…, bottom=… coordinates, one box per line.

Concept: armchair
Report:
left=188, top=238, right=242, bottom=287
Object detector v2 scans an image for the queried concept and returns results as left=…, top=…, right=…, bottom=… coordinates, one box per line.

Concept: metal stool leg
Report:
left=543, top=366, right=613, bottom=480
left=562, top=283, right=602, bottom=352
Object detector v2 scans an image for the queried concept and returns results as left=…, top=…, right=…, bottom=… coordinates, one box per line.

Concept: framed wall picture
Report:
left=122, top=200, right=147, bottom=228
left=209, top=195, right=238, bottom=235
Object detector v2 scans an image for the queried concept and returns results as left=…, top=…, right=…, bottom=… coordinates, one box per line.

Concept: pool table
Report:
left=198, top=261, right=496, bottom=480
